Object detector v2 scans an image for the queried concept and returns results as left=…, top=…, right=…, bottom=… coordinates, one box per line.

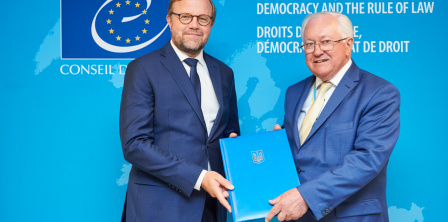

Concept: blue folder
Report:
left=219, top=129, right=300, bottom=222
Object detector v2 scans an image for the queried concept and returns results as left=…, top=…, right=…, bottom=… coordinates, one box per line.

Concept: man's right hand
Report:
left=265, top=188, right=309, bottom=221
left=271, top=124, right=282, bottom=131
left=201, top=171, right=234, bottom=213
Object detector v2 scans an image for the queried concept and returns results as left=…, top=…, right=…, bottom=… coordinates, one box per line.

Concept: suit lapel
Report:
left=159, top=43, right=207, bottom=130
left=292, top=76, right=315, bottom=150
left=204, top=53, right=223, bottom=142
left=302, top=61, right=360, bottom=145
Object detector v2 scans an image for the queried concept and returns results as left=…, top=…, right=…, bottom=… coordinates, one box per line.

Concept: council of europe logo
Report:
left=61, top=0, right=170, bottom=59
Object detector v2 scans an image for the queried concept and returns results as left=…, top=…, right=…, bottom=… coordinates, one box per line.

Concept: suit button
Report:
left=321, top=211, right=326, bottom=216
left=325, top=208, right=330, bottom=213
left=329, top=206, right=334, bottom=210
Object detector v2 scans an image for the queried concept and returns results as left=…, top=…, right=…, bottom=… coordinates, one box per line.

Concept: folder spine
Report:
left=219, top=140, right=238, bottom=221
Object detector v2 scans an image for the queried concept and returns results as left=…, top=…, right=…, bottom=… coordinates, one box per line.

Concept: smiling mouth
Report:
left=315, top=59, right=329, bottom=63
left=185, top=32, right=202, bottom=36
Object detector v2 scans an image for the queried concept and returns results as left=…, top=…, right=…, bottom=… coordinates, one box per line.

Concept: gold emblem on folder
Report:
left=251, top=150, right=265, bottom=164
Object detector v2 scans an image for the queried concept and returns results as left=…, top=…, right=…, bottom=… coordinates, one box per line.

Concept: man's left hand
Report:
left=271, top=124, right=282, bottom=131
left=229, top=132, right=237, bottom=138
left=265, top=188, right=309, bottom=222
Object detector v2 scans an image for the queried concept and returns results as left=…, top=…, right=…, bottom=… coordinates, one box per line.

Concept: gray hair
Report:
left=301, top=12, right=353, bottom=39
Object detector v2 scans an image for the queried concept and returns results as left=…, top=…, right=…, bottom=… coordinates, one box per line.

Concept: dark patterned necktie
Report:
left=184, top=58, right=201, bottom=103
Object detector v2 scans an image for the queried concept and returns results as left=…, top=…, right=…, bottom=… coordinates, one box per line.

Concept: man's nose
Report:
left=313, top=43, right=324, bottom=56
left=188, top=17, right=200, bottom=29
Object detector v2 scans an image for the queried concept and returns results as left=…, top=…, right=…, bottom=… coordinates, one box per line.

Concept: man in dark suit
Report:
left=119, top=0, right=240, bottom=221
left=266, top=12, right=400, bottom=222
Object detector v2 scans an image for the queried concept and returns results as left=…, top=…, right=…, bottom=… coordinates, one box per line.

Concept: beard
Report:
left=172, top=33, right=208, bottom=56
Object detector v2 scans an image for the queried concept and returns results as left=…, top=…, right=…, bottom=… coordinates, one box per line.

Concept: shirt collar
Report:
left=315, top=59, right=352, bottom=88
left=170, top=40, right=206, bottom=67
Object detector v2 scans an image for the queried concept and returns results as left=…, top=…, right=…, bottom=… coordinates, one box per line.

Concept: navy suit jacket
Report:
left=119, top=42, right=240, bottom=222
left=283, top=61, right=400, bottom=222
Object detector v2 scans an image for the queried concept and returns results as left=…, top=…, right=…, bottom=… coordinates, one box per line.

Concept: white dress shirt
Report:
left=170, top=41, right=220, bottom=190
left=296, top=60, right=352, bottom=146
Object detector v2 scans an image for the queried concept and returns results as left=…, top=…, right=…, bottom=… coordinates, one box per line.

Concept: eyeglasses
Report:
left=300, top=37, right=349, bottom=54
left=171, top=13, right=213, bottom=26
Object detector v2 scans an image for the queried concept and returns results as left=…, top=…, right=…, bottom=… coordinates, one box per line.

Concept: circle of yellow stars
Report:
left=106, top=1, right=151, bottom=44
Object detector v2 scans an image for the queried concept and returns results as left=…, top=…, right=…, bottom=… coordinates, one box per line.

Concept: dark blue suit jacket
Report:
left=283, top=61, right=400, bottom=222
left=119, top=42, right=240, bottom=221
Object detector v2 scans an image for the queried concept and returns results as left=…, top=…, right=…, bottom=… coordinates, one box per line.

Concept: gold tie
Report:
left=299, top=82, right=333, bottom=145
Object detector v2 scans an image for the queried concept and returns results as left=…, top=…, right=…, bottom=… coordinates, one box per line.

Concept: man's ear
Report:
left=166, top=14, right=173, bottom=29
left=346, top=37, right=354, bottom=55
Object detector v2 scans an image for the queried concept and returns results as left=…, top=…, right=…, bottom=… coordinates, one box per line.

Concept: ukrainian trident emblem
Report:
left=251, top=150, right=265, bottom=164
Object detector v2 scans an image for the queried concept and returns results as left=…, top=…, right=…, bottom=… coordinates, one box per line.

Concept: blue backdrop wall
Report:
left=0, top=0, right=446, bottom=221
